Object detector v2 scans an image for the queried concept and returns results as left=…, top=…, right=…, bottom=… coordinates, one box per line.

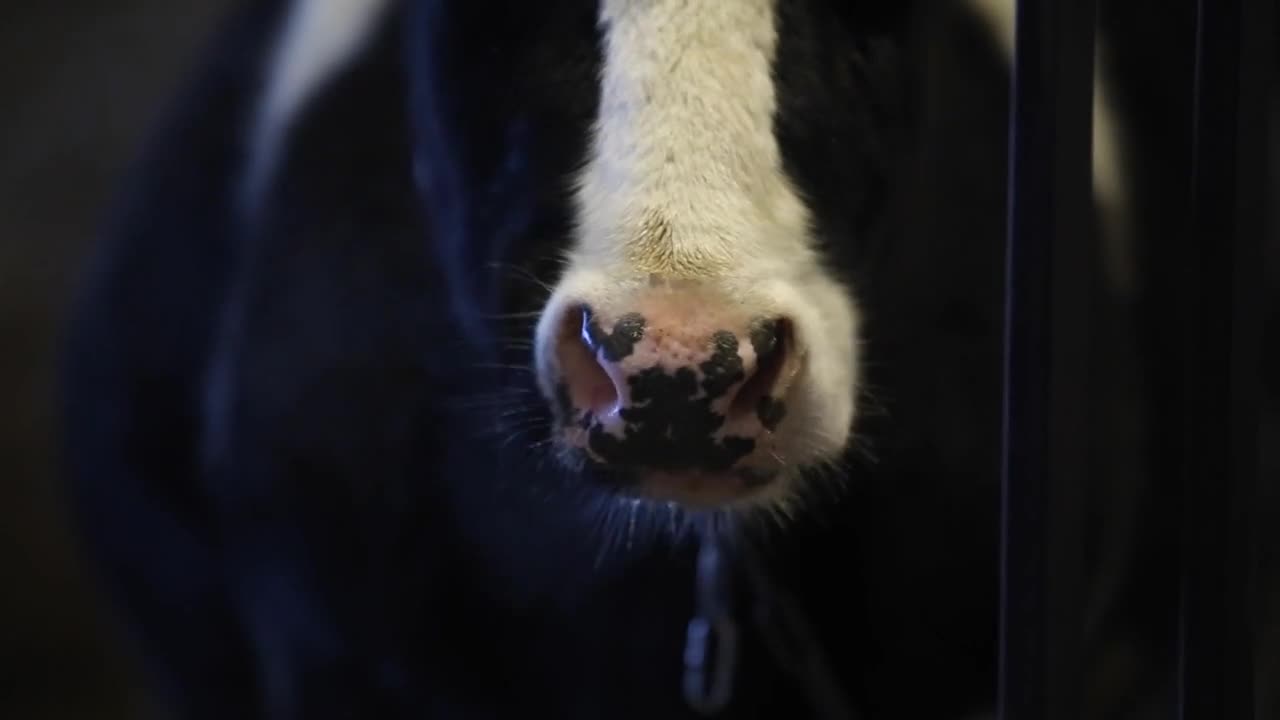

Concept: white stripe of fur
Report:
left=540, top=0, right=860, bottom=500
left=573, top=0, right=813, bottom=279
left=241, top=0, right=394, bottom=208
left=967, top=0, right=1136, bottom=296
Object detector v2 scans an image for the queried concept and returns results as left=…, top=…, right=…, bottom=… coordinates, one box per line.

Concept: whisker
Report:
left=480, top=310, right=544, bottom=321
left=485, top=261, right=557, bottom=294
left=473, top=363, right=536, bottom=372
left=442, top=390, right=540, bottom=412
left=491, top=415, right=552, bottom=432
left=495, top=405, right=546, bottom=420
left=497, top=427, right=551, bottom=451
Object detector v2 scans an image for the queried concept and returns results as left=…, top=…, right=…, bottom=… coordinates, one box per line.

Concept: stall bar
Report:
left=999, top=0, right=1272, bottom=717
left=1176, top=0, right=1270, bottom=717
left=997, top=0, right=1096, bottom=719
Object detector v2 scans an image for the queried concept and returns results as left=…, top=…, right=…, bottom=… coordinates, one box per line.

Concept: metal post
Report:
left=1176, top=0, right=1272, bottom=716
left=997, top=1, right=1097, bottom=719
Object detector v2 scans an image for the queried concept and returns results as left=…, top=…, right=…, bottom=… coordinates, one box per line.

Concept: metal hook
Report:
left=683, top=531, right=740, bottom=715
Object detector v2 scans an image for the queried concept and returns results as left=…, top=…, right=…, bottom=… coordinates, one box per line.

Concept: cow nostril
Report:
left=554, top=305, right=620, bottom=419
left=730, top=317, right=792, bottom=425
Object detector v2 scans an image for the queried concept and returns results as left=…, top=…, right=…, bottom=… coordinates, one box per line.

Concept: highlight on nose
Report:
left=542, top=295, right=800, bottom=503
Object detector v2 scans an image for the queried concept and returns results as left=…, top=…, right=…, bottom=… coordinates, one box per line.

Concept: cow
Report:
left=58, top=0, right=1184, bottom=718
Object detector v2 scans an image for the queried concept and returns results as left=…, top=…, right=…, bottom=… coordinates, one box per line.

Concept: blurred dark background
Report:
left=1, top=2, right=233, bottom=717
left=1, top=2, right=1276, bottom=720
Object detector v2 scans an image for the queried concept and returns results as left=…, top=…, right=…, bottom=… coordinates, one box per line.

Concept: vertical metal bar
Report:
left=1176, top=0, right=1271, bottom=716
left=997, top=1, right=1097, bottom=719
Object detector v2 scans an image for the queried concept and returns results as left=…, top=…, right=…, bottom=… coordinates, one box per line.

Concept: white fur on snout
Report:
left=537, top=0, right=861, bottom=506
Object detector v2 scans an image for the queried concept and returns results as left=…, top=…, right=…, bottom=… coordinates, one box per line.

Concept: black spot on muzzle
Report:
left=699, top=331, right=745, bottom=399
left=748, top=318, right=781, bottom=359
left=588, top=364, right=754, bottom=472
left=583, top=307, right=646, bottom=362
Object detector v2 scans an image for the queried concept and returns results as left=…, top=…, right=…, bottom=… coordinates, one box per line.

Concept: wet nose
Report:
left=544, top=299, right=796, bottom=475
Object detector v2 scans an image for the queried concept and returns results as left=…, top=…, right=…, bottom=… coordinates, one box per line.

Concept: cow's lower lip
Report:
left=632, top=469, right=778, bottom=507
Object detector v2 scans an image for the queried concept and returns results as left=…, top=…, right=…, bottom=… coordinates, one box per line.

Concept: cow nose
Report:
left=545, top=300, right=797, bottom=480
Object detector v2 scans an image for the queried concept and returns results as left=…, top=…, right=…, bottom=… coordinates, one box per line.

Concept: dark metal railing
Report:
left=999, top=0, right=1273, bottom=718
left=1176, top=0, right=1272, bottom=717
left=998, top=1, right=1096, bottom=718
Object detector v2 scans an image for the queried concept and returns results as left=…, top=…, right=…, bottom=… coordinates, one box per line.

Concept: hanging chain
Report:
left=681, top=529, right=860, bottom=720
left=683, top=529, right=740, bottom=715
